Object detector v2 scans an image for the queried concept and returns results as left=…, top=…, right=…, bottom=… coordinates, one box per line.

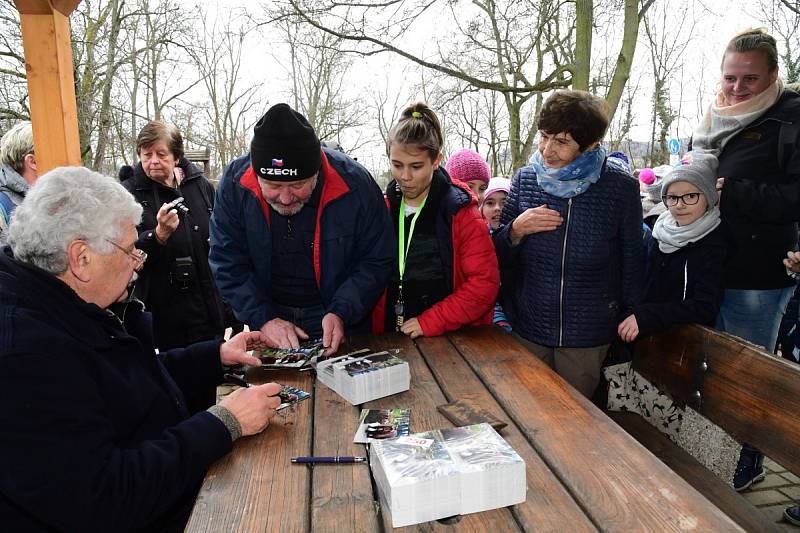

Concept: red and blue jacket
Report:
left=209, top=148, right=393, bottom=331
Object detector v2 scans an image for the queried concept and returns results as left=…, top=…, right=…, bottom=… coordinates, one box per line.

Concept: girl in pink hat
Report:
left=445, top=148, right=491, bottom=204
left=481, top=177, right=511, bottom=230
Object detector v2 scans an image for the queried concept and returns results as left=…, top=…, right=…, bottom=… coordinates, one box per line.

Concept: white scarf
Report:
left=652, top=208, right=721, bottom=254
left=692, top=79, right=783, bottom=154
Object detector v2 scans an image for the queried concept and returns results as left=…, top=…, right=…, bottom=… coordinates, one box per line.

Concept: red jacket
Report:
left=373, top=170, right=499, bottom=336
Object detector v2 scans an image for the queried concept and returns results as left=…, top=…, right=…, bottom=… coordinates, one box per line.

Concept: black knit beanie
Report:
left=250, top=103, right=321, bottom=181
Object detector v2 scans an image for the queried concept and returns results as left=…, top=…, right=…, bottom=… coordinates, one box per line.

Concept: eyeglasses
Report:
left=662, top=192, right=701, bottom=207
left=105, top=238, right=147, bottom=269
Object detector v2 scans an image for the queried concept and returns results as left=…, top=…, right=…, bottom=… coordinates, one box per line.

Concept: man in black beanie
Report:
left=210, top=104, right=392, bottom=353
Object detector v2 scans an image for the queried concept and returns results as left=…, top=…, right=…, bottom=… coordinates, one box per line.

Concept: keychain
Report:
left=395, top=285, right=405, bottom=329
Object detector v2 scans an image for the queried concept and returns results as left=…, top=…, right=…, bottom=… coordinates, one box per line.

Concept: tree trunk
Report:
left=605, top=0, right=650, bottom=123
left=92, top=0, right=122, bottom=169
left=573, top=0, right=593, bottom=91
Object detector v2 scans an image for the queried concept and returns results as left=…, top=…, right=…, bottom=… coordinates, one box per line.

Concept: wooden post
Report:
left=14, top=0, right=82, bottom=174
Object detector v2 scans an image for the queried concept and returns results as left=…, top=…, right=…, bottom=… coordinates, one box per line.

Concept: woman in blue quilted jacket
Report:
left=494, top=90, right=645, bottom=398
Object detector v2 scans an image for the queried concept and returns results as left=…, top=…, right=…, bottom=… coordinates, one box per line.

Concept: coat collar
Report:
left=0, top=248, right=120, bottom=350
left=131, top=158, right=204, bottom=191
left=239, top=149, right=351, bottom=226
left=0, top=164, right=29, bottom=197
left=386, top=167, right=472, bottom=217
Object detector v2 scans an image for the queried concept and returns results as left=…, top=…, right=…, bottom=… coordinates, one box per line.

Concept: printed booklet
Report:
left=369, top=423, right=526, bottom=528
left=353, top=408, right=411, bottom=443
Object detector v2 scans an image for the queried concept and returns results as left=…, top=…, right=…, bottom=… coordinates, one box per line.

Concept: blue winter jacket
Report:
left=494, top=157, right=645, bottom=347
left=209, top=148, right=393, bottom=331
left=0, top=248, right=232, bottom=532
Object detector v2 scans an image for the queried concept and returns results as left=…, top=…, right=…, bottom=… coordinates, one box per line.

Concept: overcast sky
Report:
left=190, top=0, right=770, bottom=170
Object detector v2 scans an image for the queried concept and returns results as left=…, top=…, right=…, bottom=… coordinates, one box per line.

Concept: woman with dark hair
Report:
left=124, top=122, right=232, bottom=384
left=373, top=102, right=499, bottom=338
left=494, top=89, right=644, bottom=398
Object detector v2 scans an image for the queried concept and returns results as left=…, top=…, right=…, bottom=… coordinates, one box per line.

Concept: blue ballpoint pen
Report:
left=291, top=456, right=367, bottom=464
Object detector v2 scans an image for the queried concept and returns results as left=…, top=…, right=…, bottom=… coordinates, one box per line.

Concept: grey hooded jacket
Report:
left=0, top=164, right=29, bottom=228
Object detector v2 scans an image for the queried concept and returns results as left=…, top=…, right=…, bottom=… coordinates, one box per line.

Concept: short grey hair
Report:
left=0, top=121, right=34, bottom=174
left=6, top=166, right=142, bottom=274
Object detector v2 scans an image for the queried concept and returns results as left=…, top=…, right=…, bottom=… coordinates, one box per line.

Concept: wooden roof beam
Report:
left=14, top=0, right=82, bottom=173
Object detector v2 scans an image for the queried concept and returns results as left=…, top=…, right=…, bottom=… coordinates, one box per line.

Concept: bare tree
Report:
left=282, top=0, right=655, bottom=168
left=187, top=8, right=263, bottom=177
left=0, top=0, right=27, bottom=126
left=278, top=19, right=367, bottom=148
left=760, top=0, right=800, bottom=83
left=281, top=0, right=574, bottom=169
left=642, top=2, right=694, bottom=166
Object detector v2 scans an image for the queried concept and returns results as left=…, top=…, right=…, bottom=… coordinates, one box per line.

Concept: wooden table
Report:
left=186, top=327, right=744, bottom=532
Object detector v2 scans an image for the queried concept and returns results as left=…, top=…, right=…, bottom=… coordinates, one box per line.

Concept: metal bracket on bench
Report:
left=690, top=350, right=708, bottom=410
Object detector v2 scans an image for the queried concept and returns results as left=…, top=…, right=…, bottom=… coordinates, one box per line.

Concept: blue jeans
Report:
left=715, top=287, right=795, bottom=351
left=716, top=287, right=794, bottom=459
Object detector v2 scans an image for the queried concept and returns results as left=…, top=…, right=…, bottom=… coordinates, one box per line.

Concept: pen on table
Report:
left=291, top=456, right=367, bottom=464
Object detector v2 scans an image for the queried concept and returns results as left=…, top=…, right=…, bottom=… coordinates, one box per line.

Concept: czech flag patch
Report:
left=272, top=159, right=284, bottom=167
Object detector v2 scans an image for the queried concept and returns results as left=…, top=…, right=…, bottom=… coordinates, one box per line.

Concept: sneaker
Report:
left=785, top=505, right=800, bottom=526
left=733, top=449, right=765, bottom=492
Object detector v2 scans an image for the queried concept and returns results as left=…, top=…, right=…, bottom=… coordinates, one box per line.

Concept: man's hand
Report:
left=510, top=205, right=563, bottom=245
left=259, top=318, right=309, bottom=349
left=400, top=317, right=424, bottom=339
left=220, top=331, right=263, bottom=366
left=219, top=383, right=281, bottom=436
left=321, top=313, right=344, bottom=355
left=784, top=250, right=800, bottom=273
left=617, top=314, right=640, bottom=343
left=155, top=202, right=180, bottom=243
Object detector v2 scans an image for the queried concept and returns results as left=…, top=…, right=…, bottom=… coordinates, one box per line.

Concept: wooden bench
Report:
left=609, top=324, right=800, bottom=532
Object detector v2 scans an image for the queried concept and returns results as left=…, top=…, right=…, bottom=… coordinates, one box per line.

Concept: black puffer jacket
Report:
left=717, top=90, right=800, bottom=289
left=632, top=223, right=732, bottom=336
left=124, top=159, right=228, bottom=350
left=494, top=157, right=645, bottom=348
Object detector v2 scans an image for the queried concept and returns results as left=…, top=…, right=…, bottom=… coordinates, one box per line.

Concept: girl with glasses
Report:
left=617, top=152, right=731, bottom=343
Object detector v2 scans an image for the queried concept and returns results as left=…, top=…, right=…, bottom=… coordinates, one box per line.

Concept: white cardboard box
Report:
left=369, top=423, right=526, bottom=527
left=316, top=350, right=410, bottom=405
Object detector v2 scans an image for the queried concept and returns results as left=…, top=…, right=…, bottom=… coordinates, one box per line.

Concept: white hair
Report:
left=6, top=166, right=142, bottom=274
left=0, top=121, right=34, bottom=173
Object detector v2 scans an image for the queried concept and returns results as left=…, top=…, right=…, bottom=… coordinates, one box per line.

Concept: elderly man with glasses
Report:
left=0, top=167, right=282, bottom=532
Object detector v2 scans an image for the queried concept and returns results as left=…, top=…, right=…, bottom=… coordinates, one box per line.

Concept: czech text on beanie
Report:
left=250, top=103, right=322, bottom=181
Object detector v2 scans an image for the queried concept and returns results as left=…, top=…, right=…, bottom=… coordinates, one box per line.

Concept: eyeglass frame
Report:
left=105, top=238, right=147, bottom=268
left=661, top=192, right=702, bottom=207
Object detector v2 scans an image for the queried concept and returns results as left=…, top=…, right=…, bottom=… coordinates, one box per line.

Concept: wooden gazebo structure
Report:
left=14, top=0, right=81, bottom=174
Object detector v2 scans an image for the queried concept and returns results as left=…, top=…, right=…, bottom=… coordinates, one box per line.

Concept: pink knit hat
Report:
left=484, top=177, right=511, bottom=201
left=445, top=149, right=491, bottom=185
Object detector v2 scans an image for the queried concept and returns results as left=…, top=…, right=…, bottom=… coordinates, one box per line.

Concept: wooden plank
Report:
left=608, top=411, right=780, bottom=533
left=353, top=333, right=523, bottom=532
left=15, top=0, right=81, bottom=15
left=185, top=369, right=313, bottom=533
left=416, top=334, right=598, bottom=533
left=701, top=327, right=800, bottom=476
left=634, top=327, right=702, bottom=405
left=635, top=325, right=800, bottom=476
left=309, top=356, right=381, bottom=533
left=452, top=327, right=745, bottom=532
left=17, top=7, right=82, bottom=173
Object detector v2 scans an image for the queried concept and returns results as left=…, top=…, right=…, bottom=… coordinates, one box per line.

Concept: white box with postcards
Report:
left=316, top=350, right=410, bottom=405
left=369, top=423, right=526, bottom=528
